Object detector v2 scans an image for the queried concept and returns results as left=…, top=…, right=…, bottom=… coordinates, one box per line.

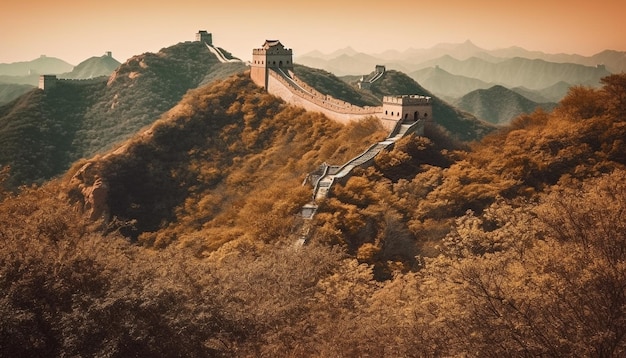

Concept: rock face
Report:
left=83, top=176, right=109, bottom=220
left=69, top=163, right=109, bottom=220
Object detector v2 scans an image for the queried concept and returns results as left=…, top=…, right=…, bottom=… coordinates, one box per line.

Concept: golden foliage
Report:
left=3, top=74, right=626, bottom=356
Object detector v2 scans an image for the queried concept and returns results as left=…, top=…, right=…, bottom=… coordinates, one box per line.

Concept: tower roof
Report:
left=262, top=40, right=284, bottom=49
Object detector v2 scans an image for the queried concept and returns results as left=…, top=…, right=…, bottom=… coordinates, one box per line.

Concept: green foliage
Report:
left=369, top=70, right=496, bottom=141
left=0, top=83, right=34, bottom=105
left=0, top=42, right=246, bottom=188
left=293, top=64, right=380, bottom=107
left=0, top=81, right=104, bottom=186
left=454, top=84, right=558, bottom=125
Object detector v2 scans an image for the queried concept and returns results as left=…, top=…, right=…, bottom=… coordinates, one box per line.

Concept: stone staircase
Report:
left=296, top=120, right=423, bottom=245
left=205, top=43, right=242, bottom=63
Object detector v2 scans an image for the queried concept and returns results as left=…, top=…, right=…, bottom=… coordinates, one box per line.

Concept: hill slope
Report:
left=0, top=83, right=34, bottom=105
left=0, top=41, right=246, bottom=187
left=2, top=71, right=626, bottom=357
left=454, top=85, right=557, bottom=124
left=67, top=73, right=387, bottom=246
left=0, top=55, right=74, bottom=76
left=292, top=65, right=494, bottom=142
left=61, top=54, right=121, bottom=79
left=414, top=55, right=611, bottom=89
left=368, top=70, right=495, bottom=141
left=409, top=66, right=493, bottom=100
left=293, top=64, right=380, bottom=106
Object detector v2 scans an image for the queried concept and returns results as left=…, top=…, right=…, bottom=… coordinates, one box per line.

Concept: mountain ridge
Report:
left=454, top=85, right=557, bottom=124
left=0, top=41, right=246, bottom=187
left=60, top=54, right=122, bottom=79
left=0, top=55, right=74, bottom=76
left=300, top=41, right=626, bottom=73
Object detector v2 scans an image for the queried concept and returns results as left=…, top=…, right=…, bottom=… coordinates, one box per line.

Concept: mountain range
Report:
left=300, top=40, right=626, bottom=74
left=0, top=40, right=494, bottom=187
left=0, top=55, right=74, bottom=76
left=411, top=55, right=610, bottom=90
left=298, top=40, right=623, bottom=103
left=0, top=54, right=123, bottom=105
left=1, top=38, right=622, bottom=188
left=3, top=36, right=626, bottom=356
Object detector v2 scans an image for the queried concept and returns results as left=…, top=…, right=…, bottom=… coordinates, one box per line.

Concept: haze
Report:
left=1, top=0, right=625, bottom=65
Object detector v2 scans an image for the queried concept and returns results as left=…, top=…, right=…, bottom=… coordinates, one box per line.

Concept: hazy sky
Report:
left=2, top=0, right=625, bottom=65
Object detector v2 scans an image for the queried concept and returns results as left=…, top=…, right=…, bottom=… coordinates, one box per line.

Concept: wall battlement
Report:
left=251, top=40, right=294, bottom=89
left=250, top=39, right=432, bottom=129
left=39, top=75, right=108, bottom=90
left=358, top=65, right=386, bottom=89
left=383, top=95, right=431, bottom=105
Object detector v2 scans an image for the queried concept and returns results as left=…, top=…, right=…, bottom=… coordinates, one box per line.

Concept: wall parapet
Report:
left=39, top=75, right=107, bottom=90
left=268, top=69, right=379, bottom=115
left=383, top=94, right=431, bottom=105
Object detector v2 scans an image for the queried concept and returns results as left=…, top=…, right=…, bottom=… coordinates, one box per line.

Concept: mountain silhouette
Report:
left=409, top=66, right=492, bottom=100
left=0, top=55, right=73, bottom=76
left=61, top=53, right=121, bottom=79
left=454, top=85, right=557, bottom=124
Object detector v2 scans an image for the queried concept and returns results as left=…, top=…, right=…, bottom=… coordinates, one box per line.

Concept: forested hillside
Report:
left=0, top=41, right=246, bottom=187
left=369, top=70, right=494, bottom=140
left=1, top=73, right=625, bottom=356
left=66, top=73, right=387, bottom=248
left=60, top=54, right=121, bottom=79
left=294, top=65, right=493, bottom=142
left=455, top=85, right=558, bottom=124
left=0, top=83, right=34, bottom=105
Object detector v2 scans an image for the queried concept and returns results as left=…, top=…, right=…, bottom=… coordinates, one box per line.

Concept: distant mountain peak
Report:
left=455, top=84, right=558, bottom=124
left=328, top=46, right=359, bottom=58
left=432, top=39, right=483, bottom=51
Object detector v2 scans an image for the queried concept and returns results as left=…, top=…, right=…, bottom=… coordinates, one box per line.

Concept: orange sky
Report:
left=1, top=0, right=625, bottom=65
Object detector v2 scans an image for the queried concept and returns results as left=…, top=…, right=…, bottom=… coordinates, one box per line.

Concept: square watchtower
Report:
left=381, top=95, right=432, bottom=123
left=251, top=40, right=293, bottom=89
left=38, top=75, right=58, bottom=90
left=196, top=30, right=213, bottom=45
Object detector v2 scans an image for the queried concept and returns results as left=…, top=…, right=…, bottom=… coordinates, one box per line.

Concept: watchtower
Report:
left=196, top=30, right=213, bottom=45
left=38, top=75, right=58, bottom=90
left=381, top=95, right=432, bottom=123
left=251, top=40, right=293, bottom=89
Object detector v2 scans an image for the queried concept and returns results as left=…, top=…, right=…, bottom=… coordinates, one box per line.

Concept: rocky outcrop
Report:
left=69, top=163, right=109, bottom=220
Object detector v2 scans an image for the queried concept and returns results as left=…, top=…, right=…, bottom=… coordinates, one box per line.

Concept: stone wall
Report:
left=38, top=75, right=108, bottom=90
left=267, top=70, right=383, bottom=125
left=381, top=95, right=432, bottom=122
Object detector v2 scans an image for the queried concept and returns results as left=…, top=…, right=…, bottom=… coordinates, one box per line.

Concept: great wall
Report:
left=42, top=31, right=433, bottom=245
left=38, top=74, right=107, bottom=90
left=244, top=36, right=433, bottom=244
